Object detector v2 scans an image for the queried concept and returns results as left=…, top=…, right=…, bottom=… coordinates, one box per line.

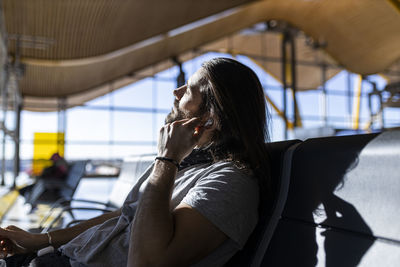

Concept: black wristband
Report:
left=155, top=156, right=180, bottom=169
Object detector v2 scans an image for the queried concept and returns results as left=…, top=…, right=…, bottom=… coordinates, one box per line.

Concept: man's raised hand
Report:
left=158, top=117, right=206, bottom=164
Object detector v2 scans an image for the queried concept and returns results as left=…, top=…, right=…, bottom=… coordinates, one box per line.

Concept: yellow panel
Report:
left=32, top=132, right=65, bottom=176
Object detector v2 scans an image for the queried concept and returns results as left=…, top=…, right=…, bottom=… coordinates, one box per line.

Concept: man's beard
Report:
left=165, top=99, right=186, bottom=124
left=165, top=99, right=204, bottom=124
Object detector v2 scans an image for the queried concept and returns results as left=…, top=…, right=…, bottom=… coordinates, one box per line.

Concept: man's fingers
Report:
left=0, top=228, right=10, bottom=238
left=0, top=227, right=19, bottom=257
left=0, top=237, right=13, bottom=259
left=0, top=226, right=19, bottom=241
left=1, top=241, right=12, bottom=251
left=168, top=117, right=202, bottom=130
left=5, top=225, right=20, bottom=231
left=181, top=117, right=201, bottom=128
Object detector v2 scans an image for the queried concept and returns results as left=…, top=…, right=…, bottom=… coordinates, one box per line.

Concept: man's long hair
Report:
left=200, top=57, right=272, bottom=203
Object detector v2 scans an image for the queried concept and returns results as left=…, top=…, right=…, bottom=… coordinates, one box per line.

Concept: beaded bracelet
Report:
left=155, top=156, right=180, bottom=169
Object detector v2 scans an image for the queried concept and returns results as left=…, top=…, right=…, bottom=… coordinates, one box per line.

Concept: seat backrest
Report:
left=107, top=154, right=155, bottom=207
left=226, top=139, right=301, bottom=267
left=262, top=130, right=400, bottom=267
left=60, top=160, right=88, bottom=199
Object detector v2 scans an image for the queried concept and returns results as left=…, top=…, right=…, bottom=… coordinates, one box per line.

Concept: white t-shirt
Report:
left=61, top=161, right=260, bottom=267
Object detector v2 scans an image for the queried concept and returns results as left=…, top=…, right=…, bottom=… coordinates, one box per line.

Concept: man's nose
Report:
left=173, top=85, right=186, bottom=100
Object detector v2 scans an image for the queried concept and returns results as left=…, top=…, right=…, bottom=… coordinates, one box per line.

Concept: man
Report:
left=0, top=58, right=271, bottom=266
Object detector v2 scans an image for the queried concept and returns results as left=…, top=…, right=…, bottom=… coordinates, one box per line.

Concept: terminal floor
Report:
left=0, top=177, right=117, bottom=230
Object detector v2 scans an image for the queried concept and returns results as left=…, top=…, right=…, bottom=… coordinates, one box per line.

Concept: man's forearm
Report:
left=48, top=208, right=121, bottom=248
left=129, top=160, right=177, bottom=266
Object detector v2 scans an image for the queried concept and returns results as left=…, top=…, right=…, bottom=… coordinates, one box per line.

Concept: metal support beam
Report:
left=12, top=101, right=21, bottom=188
left=289, top=33, right=299, bottom=128
left=366, top=80, right=385, bottom=131
left=321, top=64, right=328, bottom=126
left=57, top=97, right=67, bottom=156
left=152, top=78, right=157, bottom=146
left=347, top=71, right=353, bottom=123
left=57, top=98, right=67, bottom=134
left=379, top=86, right=385, bottom=129
left=11, top=36, right=24, bottom=186
left=172, top=57, right=186, bottom=88
left=281, top=32, right=289, bottom=139
left=0, top=0, right=8, bottom=186
left=1, top=62, right=8, bottom=186
left=280, top=28, right=301, bottom=138
left=367, top=89, right=373, bottom=130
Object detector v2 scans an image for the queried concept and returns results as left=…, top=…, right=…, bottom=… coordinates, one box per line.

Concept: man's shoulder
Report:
left=181, top=160, right=260, bottom=248
left=190, top=160, right=258, bottom=188
left=205, top=160, right=253, bottom=176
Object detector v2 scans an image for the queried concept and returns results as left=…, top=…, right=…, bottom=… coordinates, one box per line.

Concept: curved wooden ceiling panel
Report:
left=2, top=0, right=400, bottom=111
left=4, top=0, right=253, bottom=59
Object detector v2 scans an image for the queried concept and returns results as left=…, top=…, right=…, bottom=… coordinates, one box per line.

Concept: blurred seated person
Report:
left=19, top=153, right=69, bottom=198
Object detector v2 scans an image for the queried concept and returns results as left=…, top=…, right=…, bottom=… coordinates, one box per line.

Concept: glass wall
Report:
left=17, top=52, right=399, bottom=166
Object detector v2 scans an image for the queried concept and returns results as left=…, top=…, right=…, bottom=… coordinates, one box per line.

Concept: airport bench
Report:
left=35, top=155, right=154, bottom=231
left=229, top=130, right=400, bottom=267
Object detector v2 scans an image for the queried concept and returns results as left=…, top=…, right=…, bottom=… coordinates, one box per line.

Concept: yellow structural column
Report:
left=352, top=75, right=363, bottom=129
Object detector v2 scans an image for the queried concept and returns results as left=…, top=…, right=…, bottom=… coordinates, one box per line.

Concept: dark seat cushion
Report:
left=263, top=130, right=400, bottom=267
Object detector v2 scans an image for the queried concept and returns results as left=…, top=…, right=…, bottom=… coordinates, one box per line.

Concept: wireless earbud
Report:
left=204, top=118, right=214, bottom=127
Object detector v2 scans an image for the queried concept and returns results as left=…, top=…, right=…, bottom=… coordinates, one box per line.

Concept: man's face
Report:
left=165, top=68, right=205, bottom=124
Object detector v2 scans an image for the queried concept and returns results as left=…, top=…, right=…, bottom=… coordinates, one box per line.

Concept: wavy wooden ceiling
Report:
left=2, top=0, right=400, bottom=111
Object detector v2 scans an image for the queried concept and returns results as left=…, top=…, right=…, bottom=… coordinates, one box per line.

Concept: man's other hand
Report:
left=0, top=226, right=46, bottom=258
